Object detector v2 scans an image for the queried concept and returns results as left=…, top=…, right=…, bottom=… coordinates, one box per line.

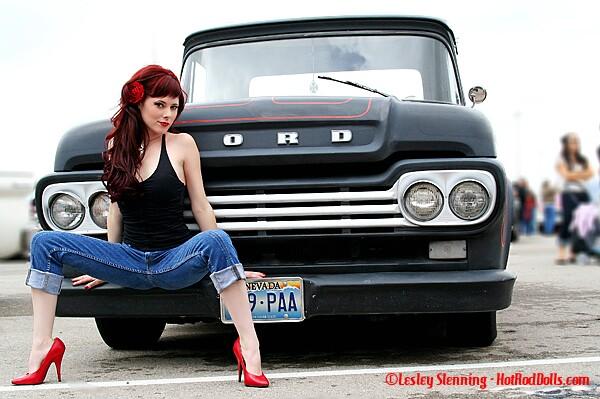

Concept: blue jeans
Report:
left=26, top=229, right=246, bottom=295
left=519, top=208, right=536, bottom=235
left=543, top=204, right=556, bottom=235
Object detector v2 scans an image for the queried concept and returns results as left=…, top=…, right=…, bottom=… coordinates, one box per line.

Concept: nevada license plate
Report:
left=220, top=277, right=304, bottom=323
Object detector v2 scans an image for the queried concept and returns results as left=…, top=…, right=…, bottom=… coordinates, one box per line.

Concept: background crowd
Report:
left=512, top=132, right=600, bottom=265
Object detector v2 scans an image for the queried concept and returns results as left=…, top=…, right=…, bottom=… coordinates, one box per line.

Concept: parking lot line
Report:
left=2, top=355, right=599, bottom=392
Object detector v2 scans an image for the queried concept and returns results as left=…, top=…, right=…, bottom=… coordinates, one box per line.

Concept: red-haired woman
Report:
left=12, top=65, right=269, bottom=388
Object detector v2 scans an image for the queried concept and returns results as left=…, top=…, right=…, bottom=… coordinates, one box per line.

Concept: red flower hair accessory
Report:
left=125, top=81, right=145, bottom=104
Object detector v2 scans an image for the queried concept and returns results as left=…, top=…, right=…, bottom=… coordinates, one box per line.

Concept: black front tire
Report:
left=445, top=311, right=497, bottom=347
left=95, top=318, right=166, bottom=350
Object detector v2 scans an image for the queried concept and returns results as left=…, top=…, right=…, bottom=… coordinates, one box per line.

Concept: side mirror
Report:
left=468, top=86, right=487, bottom=107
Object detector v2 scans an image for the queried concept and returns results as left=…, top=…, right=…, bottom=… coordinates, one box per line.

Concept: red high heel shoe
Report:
left=233, top=337, right=269, bottom=388
left=12, top=338, right=65, bottom=385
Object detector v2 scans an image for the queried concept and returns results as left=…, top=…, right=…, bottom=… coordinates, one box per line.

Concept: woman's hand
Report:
left=71, top=275, right=106, bottom=290
left=244, top=271, right=266, bottom=279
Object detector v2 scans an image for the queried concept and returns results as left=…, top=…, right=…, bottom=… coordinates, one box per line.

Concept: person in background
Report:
left=541, top=180, right=558, bottom=235
left=555, top=132, right=594, bottom=265
left=521, top=180, right=537, bottom=235
left=515, top=178, right=527, bottom=233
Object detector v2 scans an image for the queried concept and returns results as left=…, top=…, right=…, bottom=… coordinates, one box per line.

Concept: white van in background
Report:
left=0, top=172, right=39, bottom=259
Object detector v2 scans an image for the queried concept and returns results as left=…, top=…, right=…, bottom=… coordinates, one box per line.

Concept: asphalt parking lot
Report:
left=0, top=234, right=599, bottom=398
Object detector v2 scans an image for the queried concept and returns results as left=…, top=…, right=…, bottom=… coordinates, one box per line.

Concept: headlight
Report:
left=50, top=194, right=85, bottom=230
left=403, top=182, right=443, bottom=221
left=449, top=181, right=490, bottom=220
left=90, top=192, right=110, bottom=229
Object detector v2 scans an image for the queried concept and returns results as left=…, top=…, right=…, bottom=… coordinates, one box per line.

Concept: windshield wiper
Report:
left=317, top=75, right=393, bottom=98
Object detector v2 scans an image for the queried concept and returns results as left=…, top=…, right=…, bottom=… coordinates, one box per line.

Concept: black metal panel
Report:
left=53, top=98, right=495, bottom=173
left=56, top=269, right=515, bottom=318
left=56, top=278, right=218, bottom=318
left=183, top=16, right=458, bottom=58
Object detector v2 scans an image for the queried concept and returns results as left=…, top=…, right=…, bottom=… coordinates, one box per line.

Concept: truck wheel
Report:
left=445, top=311, right=497, bottom=347
left=95, top=318, right=166, bottom=350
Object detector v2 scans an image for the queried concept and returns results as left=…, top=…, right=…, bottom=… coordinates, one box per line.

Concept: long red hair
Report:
left=102, top=65, right=187, bottom=202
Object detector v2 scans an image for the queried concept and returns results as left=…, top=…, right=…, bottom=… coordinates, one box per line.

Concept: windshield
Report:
left=182, top=34, right=460, bottom=104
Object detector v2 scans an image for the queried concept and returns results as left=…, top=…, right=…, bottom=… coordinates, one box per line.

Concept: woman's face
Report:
left=566, top=134, right=580, bottom=154
left=138, top=96, right=180, bottom=136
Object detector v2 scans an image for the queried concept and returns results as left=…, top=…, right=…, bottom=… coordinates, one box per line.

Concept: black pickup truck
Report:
left=35, top=16, right=516, bottom=349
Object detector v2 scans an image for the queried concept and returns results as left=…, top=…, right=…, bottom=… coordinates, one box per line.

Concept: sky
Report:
left=1, top=0, right=599, bottom=197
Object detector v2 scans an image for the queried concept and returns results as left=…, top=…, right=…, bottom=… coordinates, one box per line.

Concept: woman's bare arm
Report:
left=557, top=161, right=595, bottom=181
left=107, top=201, right=123, bottom=243
left=575, top=164, right=595, bottom=180
left=181, top=134, right=265, bottom=278
left=105, top=137, right=123, bottom=242
left=181, top=134, right=219, bottom=231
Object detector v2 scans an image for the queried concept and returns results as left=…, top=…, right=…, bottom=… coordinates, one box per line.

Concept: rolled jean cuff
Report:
left=210, top=263, right=245, bottom=294
left=25, top=268, right=64, bottom=295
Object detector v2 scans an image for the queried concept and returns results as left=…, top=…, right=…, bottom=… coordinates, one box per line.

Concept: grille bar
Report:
left=203, top=188, right=396, bottom=204
left=184, top=204, right=400, bottom=219
left=187, top=217, right=412, bottom=231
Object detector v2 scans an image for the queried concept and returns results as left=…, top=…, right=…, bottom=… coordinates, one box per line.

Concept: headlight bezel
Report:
left=41, top=181, right=109, bottom=234
left=396, top=170, right=497, bottom=226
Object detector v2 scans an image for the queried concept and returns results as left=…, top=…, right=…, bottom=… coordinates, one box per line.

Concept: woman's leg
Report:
left=519, top=219, right=527, bottom=235
left=529, top=208, right=537, bottom=235
left=28, top=289, right=58, bottom=373
left=549, top=206, right=556, bottom=233
left=204, top=230, right=263, bottom=375
left=558, top=192, right=574, bottom=261
left=558, top=192, right=590, bottom=261
left=152, top=229, right=263, bottom=375
left=220, top=280, right=262, bottom=375
left=23, top=231, right=151, bottom=374
left=545, top=205, right=556, bottom=235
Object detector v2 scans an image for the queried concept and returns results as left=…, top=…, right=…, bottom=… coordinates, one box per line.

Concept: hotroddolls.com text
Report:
left=384, top=371, right=590, bottom=390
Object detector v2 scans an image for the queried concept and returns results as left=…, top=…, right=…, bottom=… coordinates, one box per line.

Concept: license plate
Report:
left=220, top=277, right=304, bottom=323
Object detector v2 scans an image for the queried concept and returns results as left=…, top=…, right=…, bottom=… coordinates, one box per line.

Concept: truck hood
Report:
left=54, top=97, right=495, bottom=180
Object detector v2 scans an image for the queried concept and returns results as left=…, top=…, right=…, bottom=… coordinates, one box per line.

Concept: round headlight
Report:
left=90, top=192, right=110, bottom=229
left=50, top=193, right=85, bottom=230
left=403, top=182, right=443, bottom=221
left=449, top=181, right=490, bottom=220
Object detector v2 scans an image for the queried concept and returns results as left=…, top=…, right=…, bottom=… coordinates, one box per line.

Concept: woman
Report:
left=12, top=65, right=269, bottom=388
left=555, top=132, right=594, bottom=265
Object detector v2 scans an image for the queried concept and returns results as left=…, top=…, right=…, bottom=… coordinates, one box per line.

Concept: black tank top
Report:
left=118, top=134, right=194, bottom=251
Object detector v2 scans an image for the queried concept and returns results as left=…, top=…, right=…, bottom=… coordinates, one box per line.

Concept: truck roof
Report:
left=183, top=15, right=457, bottom=54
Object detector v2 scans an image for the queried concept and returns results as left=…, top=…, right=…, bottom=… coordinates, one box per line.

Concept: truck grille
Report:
left=184, top=185, right=412, bottom=236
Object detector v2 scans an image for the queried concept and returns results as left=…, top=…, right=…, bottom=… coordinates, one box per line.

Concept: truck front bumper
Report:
left=56, top=269, right=516, bottom=319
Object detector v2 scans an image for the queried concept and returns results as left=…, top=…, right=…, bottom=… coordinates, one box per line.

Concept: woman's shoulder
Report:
left=169, top=131, right=194, bottom=143
left=555, top=155, right=566, bottom=169
left=169, top=132, right=197, bottom=152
